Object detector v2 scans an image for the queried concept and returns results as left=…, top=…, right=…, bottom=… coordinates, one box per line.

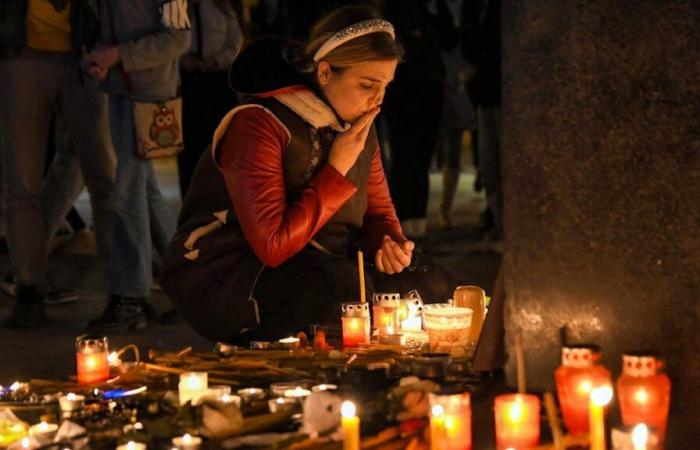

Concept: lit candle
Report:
left=220, top=394, right=241, bottom=406
left=268, top=396, right=299, bottom=414
left=283, top=387, right=311, bottom=399
left=75, top=335, right=110, bottom=385
left=311, top=384, right=338, bottom=392
left=28, top=421, right=58, bottom=442
left=237, top=387, right=265, bottom=402
left=631, top=423, right=648, bottom=450
left=116, top=441, right=147, bottom=450
left=59, top=393, right=86, bottom=416
left=179, top=372, right=208, bottom=405
left=341, top=401, right=360, bottom=450
left=398, top=298, right=423, bottom=332
left=278, top=337, right=301, bottom=349
left=171, top=433, right=202, bottom=450
left=430, top=404, right=446, bottom=450
left=341, top=303, right=370, bottom=347
left=372, top=293, right=400, bottom=336
left=494, top=393, right=540, bottom=449
left=429, top=392, right=472, bottom=450
left=108, top=351, right=121, bottom=367
left=589, top=385, right=613, bottom=450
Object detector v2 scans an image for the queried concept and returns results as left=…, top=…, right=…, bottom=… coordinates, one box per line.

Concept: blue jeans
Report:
left=108, top=95, right=176, bottom=297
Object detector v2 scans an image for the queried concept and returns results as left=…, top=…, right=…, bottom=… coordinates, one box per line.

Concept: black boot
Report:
left=4, top=285, right=47, bottom=328
left=87, top=295, right=147, bottom=332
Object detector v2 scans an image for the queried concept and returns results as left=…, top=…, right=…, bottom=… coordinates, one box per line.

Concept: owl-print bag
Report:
left=106, top=0, right=184, bottom=159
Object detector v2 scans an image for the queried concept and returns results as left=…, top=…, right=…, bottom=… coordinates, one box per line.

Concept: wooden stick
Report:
left=515, top=334, right=526, bottom=393
left=544, top=392, right=564, bottom=450
left=358, top=250, right=366, bottom=303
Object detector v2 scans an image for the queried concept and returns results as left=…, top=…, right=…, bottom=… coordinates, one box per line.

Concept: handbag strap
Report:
left=105, top=0, right=135, bottom=96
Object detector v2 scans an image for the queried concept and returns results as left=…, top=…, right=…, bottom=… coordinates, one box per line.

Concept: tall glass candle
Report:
left=429, top=392, right=472, bottom=450
left=589, top=385, right=613, bottom=450
left=341, top=401, right=360, bottom=450
left=372, top=293, right=400, bottom=336
left=342, top=303, right=370, bottom=347
left=75, top=334, right=110, bottom=385
left=494, top=393, right=540, bottom=449
left=452, top=285, right=485, bottom=345
left=555, top=345, right=611, bottom=435
left=179, top=372, right=208, bottom=405
left=617, top=353, right=670, bottom=443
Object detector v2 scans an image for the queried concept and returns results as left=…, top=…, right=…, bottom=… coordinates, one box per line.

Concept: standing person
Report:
left=84, top=0, right=190, bottom=331
left=0, top=0, right=115, bottom=328
left=161, top=5, right=453, bottom=344
left=381, top=0, right=457, bottom=239
left=178, top=0, right=244, bottom=198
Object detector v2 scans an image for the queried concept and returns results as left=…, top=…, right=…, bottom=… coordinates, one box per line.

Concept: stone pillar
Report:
left=502, top=0, right=700, bottom=422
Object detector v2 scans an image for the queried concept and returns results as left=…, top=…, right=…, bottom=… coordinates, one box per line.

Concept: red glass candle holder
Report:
left=342, top=303, right=370, bottom=347
left=554, top=345, right=612, bottom=435
left=617, top=352, right=671, bottom=442
left=429, top=392, right=472, bottom=450
left=75, top=334, right=110, bottom=385
left=494, top=393, right=540, bottom=450
left=372, top=293, right=400, bottom=336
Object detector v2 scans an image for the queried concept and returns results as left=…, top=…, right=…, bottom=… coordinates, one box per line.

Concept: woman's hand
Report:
left=375, top=235, right=415, bottom=274
left=328, top=107, right=380, bottom=176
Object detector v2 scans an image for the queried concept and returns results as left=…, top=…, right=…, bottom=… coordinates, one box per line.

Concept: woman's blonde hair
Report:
left=305, top=6, right=404, bottom=69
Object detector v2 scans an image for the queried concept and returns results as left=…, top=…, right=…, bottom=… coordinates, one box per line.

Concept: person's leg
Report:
left=478, top=106, right=502, bottom=239
left=440, top=127, right=464, bottom=228
left=146, top=166, right=176, bottom=262
left=59, top=74, right=116, bottom=264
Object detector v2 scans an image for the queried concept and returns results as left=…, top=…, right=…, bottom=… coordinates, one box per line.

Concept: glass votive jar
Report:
left=423, top=307, right=473, bottom=357
left=494, top=393, right=540, bottom=450
left=341, top=303, right=370, bottom=347
left=617, top=352, right=671, bottom=443
left=554, top=345, right=611, bottom=435
left=75, top=334, right=110, bottom=385
left=59, top=393, right=86, bottom=418
left=429, top=392, right=472, bottom=450
left=452, top=286, right=486, bottom=346
left=372, top=293, right=400, bottom=336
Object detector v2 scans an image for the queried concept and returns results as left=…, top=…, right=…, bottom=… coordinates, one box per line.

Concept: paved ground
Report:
left=0, top=159, right=501, bottom=382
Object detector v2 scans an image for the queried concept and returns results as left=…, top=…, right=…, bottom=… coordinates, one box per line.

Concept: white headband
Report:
left=313, top=19, right=396, bottom=62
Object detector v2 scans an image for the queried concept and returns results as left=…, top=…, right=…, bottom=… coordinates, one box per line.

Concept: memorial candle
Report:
left=341, top=303, right=370, bottom=347
left=372, top=293, right=400, bottom=336
left=75, top=334, right=110, bottom=385
left=589, top=385, right=613, bottom=450
left=341, top=401, right=360, bottom=450
left=430, top=392, right=472, bottom=450
left=494, top=393, right=540, bottom=449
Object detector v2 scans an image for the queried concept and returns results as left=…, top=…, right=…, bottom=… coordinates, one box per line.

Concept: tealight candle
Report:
left=494, top=393, right=540, bottom=449
left=59, top=393, right=86, bottom=416
left=589, top=385, right=613, bottom=450
left=341, top=303, right=370, bottom=347
left=341, top=400, right=360, bottom=450
left=268, top=396, right=299, bottom=414
left=179, top=372, right=208, bottom=405
left=220, top=394, right=241, bottom=406
left=171, top=433, right=202, bottom=450
left=270, top=382, right=300, bottom=396
left=28, top=421, right=58, bottom=442
left=311, top=384, right=338, bottom=392
left=75, top=334, right=110, bottom=385
left=237, top=387, right=265, bottom=402
left=283, top=387, right=311, bottom=399
left=116, top=441, right=147, bottom=450
left=278, top=337, right=301, bottom=349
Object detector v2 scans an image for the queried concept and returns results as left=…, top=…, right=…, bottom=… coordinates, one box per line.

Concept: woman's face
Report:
left=317, top=59, right=398, bottom=123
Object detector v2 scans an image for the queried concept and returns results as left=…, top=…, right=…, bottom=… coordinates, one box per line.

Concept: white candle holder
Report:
left=171, top=433, right=202, bottom=450
left=179, top=372, right=208, bottom=406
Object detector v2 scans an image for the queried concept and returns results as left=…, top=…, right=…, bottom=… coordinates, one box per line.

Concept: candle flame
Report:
left=39, top=421, right=48, bottom=431
left=126, top=442, right=137, bottom=450
left=578, top=380, right=593, bottom=395
left=10, top=381, right=21, bottom=391
left=67, top=393, right=77, bottom=400
left=591, top=385, right=613, bottom=406
left=341, top=400, right=356, bottom=418
left=21, top=437, right=30, bottom=449
left=108, top=352, right=120, bottom=365
left=508, top=400, right=524, bottom=422
left=634, top=388, right=649, bottom=404
left=632, top=423, right=648, bottom=448
left=431, top=404, right=444, bottom=417
left=86, top=356, right=96, bottom=369
left=183, top=434, right=192, bottom=443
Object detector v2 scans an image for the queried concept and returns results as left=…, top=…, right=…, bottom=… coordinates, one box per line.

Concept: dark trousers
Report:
left=179, top=70, right=238, bottom=197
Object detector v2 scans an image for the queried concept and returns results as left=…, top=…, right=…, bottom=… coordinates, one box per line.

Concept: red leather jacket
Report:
left=218, top=105, right=405, bottom=267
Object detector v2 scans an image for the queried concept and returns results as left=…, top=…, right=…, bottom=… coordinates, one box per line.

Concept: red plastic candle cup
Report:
left=494, top=393, right=540, bottom=449
left=617, top=353, right=671, bottom=443
left=75, top=334, right=110, bottom=385
left=342, top=303, right=370, bottom=347
left=555, top=345, right=612, bottom=435
left=429, top=392, right=472, bottom=450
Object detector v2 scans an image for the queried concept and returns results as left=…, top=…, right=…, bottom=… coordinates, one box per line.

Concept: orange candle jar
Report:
left=429, top=392, right=472, bottom=450
left=554, top=345, right=612, bottom=435
left=494, top=393, right=540, bottom=449
left=75, top=334, right=110, bottom=385
left=617, top=353, right=671, bottom=442
left=372, top=293, right=400, bottom=336
left=342, top=303, right=370, bottom=347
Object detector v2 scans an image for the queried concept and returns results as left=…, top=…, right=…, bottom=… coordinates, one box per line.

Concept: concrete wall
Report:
left=502, top=0, right=700, bottom=418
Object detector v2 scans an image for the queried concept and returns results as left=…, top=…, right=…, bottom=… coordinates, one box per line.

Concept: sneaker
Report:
left=87, top=295, right=148, bottom=332
left=4, top=285, right=47, bottom=329
left=44, top=289, right=80, bottom=305
left=1, top=272, right=16, bottom=297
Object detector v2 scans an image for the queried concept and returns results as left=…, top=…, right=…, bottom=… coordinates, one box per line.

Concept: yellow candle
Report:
left=632, top=423, right=648, bottom=450
left=589, top=386, right=613, bottom=450
left=430, top=404, right=446, bottom=450
left=341, top=401, right=360, bottom=450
